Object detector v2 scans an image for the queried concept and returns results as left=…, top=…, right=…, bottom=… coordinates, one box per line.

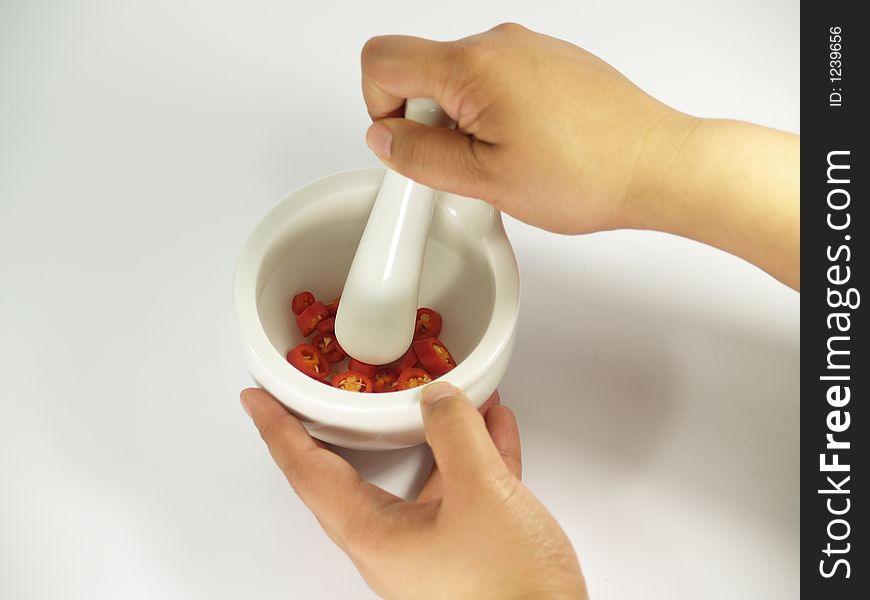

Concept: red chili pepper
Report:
left=332, top=371, right=374, bottom=393
left=373, top=367, right=400, bottom=393
left=296, top=301, right=329, bottom=337
left=413, top=307, right=442, bottom=340
left=315, top=317, right=336, bottom=334
left=324, top=297, right=340, bottom=317
left=291, top=291, right=316, bottom=315
left=286, top=344, right=331, bottom=380
left=312, top=332, right=345, bottom=363
left=397, top=367, right=433, bottom=390
left=413, top=337, right=456, bottom=377
left=395, top=346, right=419, bottom=372
left=347, top=358, right=378, bottom=378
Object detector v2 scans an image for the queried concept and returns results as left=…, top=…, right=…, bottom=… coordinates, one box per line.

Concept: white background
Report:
left=0, top=1, right=799, bottom=598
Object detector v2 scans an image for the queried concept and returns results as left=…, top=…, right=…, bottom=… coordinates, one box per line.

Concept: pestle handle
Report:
left=334, top=100, right=453, bottom=366
left=404, top=97, right=455, bottom=127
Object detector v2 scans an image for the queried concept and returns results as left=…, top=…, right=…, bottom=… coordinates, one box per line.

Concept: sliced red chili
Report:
left=413, top=337, right=456, bottom=377
left=291, top=291, right=316, bottom=315
left=296, top=301, right=329, bottom=337
left=347, top=358, right=378, bottom=378
left=286, top=343, right=331, bottom=380
left=315, top=317, right=336, bottom=334
left=413, top=307, right=442, bottom=340
left=312, top=332, right=345, bottom=363
left=395, top=346, right=419, bottom=372
left=324, top=297, right=340, bottom=317
left=373, top=367, right=400, bottom=393
left=332, top=371, right=374, bottom=393
left=291, top=292, right=454, bottom=392
left=397, top=367, right=433, bottom=390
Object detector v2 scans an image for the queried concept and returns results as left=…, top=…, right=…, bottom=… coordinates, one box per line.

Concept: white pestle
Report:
left=334, top=98, right=454, bottom=365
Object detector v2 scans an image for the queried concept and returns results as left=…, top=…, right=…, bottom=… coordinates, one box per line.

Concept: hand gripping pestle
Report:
left=334, top=99, right=454, bottom=365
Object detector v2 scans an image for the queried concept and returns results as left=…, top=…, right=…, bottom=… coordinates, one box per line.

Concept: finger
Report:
left=416, top=391, right=501, bottom=502
left=485, top=405, right=522, bottom=480
left=361, top=35, right=458, bottom=120
left=365, top=118, right=494, bottom=200
left=420, top=383, right=510, bottom=494
left=240, top=388, right=400, bottom=548
left=479, top=390, right=501, bottom=416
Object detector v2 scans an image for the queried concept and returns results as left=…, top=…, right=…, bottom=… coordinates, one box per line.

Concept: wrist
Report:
left=621, top=109, right=706, bottom=235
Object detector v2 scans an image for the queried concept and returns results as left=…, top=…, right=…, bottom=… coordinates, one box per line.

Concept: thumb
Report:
left=366, top=118, right=493, bottom=200
left=420, top=382, right=511, bottom=494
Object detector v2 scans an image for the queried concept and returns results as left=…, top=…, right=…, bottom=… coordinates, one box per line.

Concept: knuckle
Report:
left=360, top=35, right=385, bottom=67
left=492, top=21, right=525, bottom=34
left=456, top=23, right=525, bottom=69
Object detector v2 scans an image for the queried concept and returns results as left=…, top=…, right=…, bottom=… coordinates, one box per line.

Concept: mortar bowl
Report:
left=233, top=168, right=520, bottom=450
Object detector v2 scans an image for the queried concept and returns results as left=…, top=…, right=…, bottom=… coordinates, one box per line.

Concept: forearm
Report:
left=628, top=115, right=800, bottom=290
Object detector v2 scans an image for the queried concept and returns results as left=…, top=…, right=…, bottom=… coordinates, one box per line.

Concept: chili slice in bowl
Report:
left=395, top=346, right=419, bottom=372
left=324, top=297, right=340, bottom=317
left=312, top=332, right=346, bottom=363
left=315, top=317, right=336, bottom=334
left=413, top=307, right=442, bottom=340
left=291, top=291, right=316, bottom=315
left=288, top=290, right=458, bottom=393
left=286, top=343, right=332, bottom=380
left=296, top=301, right=329, bottom=336
left=413, top=337, right=456, bottom=377
left=332, top=371, right=374, bottom=393
left=347, top=358, right=378, bottom=378
left=397, top=367, right=433, bottom=390
left=373, top=367, right=400, bottom=393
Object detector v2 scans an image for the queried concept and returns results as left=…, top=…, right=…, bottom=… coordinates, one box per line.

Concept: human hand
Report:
left=361, top=24, right=800, bottom=289
left=361, top=22, right=685, bottom=235
left=241, top=384, right=588, bottom=600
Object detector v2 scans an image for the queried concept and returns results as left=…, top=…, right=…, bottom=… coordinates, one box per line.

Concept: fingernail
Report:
left=240, top=390, right=253, bottom=418
left=422, top=382, right=456, bottom=407
left=366, top=122, right=392, bottom=158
